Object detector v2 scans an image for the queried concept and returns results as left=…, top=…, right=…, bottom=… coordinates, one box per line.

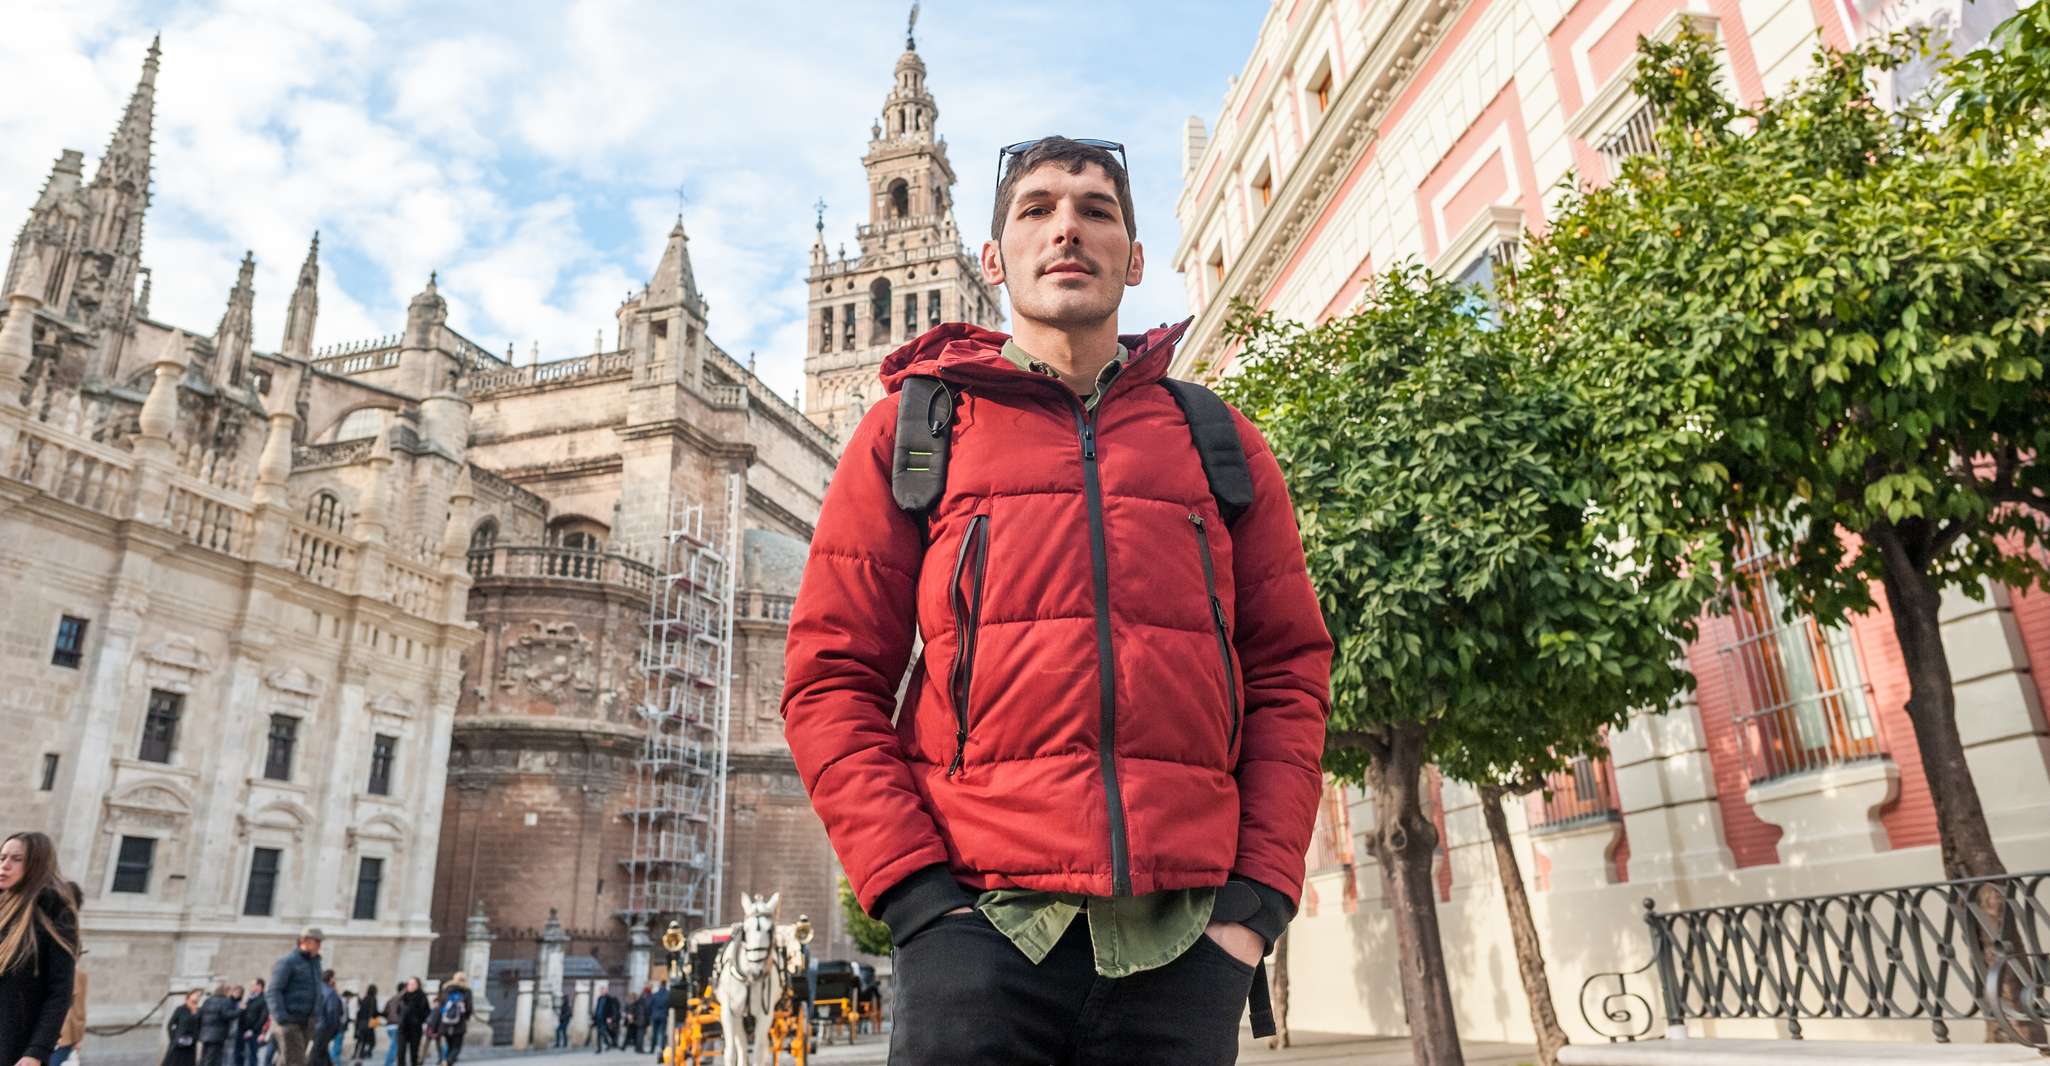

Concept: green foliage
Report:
left=1947, top=0, right=2050, bottom=140
left=1517, top=27, right=2050, bottom=631
left=1218, top=266, right=1693, bottom=790
left=838, top=875, right=893, bottom=957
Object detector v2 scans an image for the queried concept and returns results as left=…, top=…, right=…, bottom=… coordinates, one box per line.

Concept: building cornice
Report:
left=1172, top=0, right=1472, bottom=378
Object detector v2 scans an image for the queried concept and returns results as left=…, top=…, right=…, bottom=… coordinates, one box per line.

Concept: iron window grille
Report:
left=1718, top=531, right=1882, bottom=783
left=51, top=615, right=88, bottom=668
left=353, top=857, right=383, bottom=921
left=264, top=714, right=299, bottom=781
left=112, top=835, right=155, bottom=894
left=244, top=847, right=281, bottom=916
left=368, top=735, right=397, bottom=797
left=139, top=689, right=182, bottom=764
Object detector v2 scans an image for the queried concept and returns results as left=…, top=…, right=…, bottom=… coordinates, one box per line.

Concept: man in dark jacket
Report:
left=588, top=986, right=619, bottom=1054
left=265, top=929, right=323, bottom=1066
left=306, top=973, right=343, bottom=1066
left=198, top=985, right=239, bottom=1066
left=782, top=136, right=1332, bottom=1065
left=236, top=980, right=269, bottom=1066
left=623, top=988, right=646, bottom=1055
left=645, top=984, right=669, bottom=1063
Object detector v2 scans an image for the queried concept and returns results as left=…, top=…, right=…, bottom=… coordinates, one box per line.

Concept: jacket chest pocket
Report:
left=1187, top=513, right=1241, bottom=750
left=946, top=513, right=989, bottom=776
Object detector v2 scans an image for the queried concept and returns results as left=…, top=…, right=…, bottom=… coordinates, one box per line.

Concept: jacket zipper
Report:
left=1188, top=513, right=1241, bottom=750
left=946, top=514, right=989, bottom=776
left=1072, top=399, right=1133, bottom=897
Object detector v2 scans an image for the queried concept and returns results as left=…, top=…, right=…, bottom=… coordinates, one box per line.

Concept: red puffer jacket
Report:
left=781, top=320, right=1332, bottom=932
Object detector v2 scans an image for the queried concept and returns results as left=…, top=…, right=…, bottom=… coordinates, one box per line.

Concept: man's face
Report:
left=299, top=937, right=321, bottom=955
left=982, top=161, right=1144, bottom=330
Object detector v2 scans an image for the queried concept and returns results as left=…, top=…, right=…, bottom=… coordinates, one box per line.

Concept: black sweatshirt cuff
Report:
left=872, top=863, right=974, bottom=947
left=1218, top=876, right=1296, bottom=952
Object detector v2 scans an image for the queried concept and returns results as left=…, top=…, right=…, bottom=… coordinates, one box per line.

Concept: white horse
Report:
left=713, top=892, right=790, bottom=1066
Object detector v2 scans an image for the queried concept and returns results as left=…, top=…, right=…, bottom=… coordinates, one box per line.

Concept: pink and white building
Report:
left=1172, top=0, right=2045, bottom=1044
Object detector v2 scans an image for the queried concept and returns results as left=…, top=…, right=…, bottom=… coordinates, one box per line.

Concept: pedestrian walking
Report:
left=306, top=973, right=342, bottom=1066
left=378, top=989, right=401, bottom=1066
left=352, top=984, right=379, bottom=1062
left=324, top=989, right=350, bottom=1066
left=550, top=990, right=569, bottom=1050
left=0, top=832, right=81, bottom=1066
left=392, top=979, right=428, bottom=1066
left=430, top=975, right=471, bottom=1066
left=264, top=929, right=324, bottom=1066
left=624, top=987, right=647, bottom=1054
left=164, top=990, right=203, bottom=1066
left=237, top=979, right=269, bottom=1066
left=199, top=982, right=239, bottom=1066
left=645, top=984, right=668, bottom=1063
left=781, top=135, right=1332, bottom=1066
left=590, top=985, right=620, bottom=1054
left=45, top=881, right=87, bottom=1066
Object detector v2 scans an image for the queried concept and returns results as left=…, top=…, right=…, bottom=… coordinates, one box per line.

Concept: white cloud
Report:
left=2, top=0, right=1263, bottom=398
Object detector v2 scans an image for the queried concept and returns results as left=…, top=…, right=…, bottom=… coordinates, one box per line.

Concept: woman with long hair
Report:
left=352, top=984, right=378, bottom=1063
left=0, top=832, right=80, bottom=1066
left=165, top=989, right=202, bottom=1066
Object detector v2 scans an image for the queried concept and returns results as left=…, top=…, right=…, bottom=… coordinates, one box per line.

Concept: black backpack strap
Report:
left=892, top=374, right=955, bottom=514
left=1161, top=378, right=1253, bottom=527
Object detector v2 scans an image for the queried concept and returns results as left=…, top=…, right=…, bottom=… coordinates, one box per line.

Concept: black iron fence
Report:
left=1580, top=871, right=2050, bottom=1048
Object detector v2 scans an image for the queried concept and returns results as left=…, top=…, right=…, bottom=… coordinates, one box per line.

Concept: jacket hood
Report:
left=878, top=317, right=1194, bottom=395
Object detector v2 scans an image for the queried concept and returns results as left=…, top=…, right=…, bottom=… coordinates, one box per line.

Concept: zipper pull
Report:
left=1082, top=421, right=1097, bottom=460
left=946, top=734, right=966, bottom=777
left=1211, top=595, right=1228, bottom=629
left=1188, top=512, right=1204, bottom=529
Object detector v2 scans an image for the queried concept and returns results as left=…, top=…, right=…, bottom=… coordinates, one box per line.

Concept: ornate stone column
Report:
left=567, top=980, right=592, bottom=1047
left=130, top=330, right=188, bottom=522
left=626, top=918, right=651, bottom=999
left=460, top=901, right=495, bottom=1042
left=534, top=909, right=568, bottom=1046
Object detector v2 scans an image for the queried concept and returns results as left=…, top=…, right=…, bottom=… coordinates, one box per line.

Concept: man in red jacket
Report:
left=782, top=136, right=1332, bottom=1065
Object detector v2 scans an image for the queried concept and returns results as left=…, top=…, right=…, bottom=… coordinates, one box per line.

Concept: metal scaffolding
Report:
left=622, top=474, right=740, bottom=930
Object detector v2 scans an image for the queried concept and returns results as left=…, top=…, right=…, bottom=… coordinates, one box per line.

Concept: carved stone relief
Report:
left=497, top=621, right=597, bottom=701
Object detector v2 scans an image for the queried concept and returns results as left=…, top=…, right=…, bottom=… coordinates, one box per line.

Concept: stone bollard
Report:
left=568, top=979, right=593, bottom=1047
left=460, top=901, right=495, bottom=1043
left=512, top=979, right=533, bottom=1051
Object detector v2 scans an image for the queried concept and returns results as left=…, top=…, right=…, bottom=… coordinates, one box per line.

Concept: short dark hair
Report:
left=991, top=137, right=1136, bottom=242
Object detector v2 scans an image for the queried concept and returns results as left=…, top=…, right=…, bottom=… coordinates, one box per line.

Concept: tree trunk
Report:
left=1268, top=927, right=1291, bottom=1049
left=1871, top=526, right=2028, bottom=1043
left=1365, top=722, right=1465, bottom=1066
left=1480, top=784, right=1569, bottom=1066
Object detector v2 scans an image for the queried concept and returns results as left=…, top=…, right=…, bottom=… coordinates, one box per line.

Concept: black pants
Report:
left=201, top=1041, right=227, bottom=1066
left=394, top=1029, right=422, bottom=1066
left=888, top=909, right=1255, bottom=1065
left=442, top=1031, right=465, bottom=1066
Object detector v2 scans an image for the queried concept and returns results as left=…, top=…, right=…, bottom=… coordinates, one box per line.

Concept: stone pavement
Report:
left=471, top=1029, right=1538, bottom=1065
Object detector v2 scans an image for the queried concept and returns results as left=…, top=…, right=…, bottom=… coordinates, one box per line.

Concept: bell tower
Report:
left=802, top=4, right=1003, bottom=444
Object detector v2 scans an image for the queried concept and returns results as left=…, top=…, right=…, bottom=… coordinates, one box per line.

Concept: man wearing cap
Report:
left=265, top=929, right=325, bottom=1066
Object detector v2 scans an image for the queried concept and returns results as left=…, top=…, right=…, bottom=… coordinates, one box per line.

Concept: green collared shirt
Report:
left=998, top=339, right=1128, bottom=409
left=979, top=337, right=1212, bottom=977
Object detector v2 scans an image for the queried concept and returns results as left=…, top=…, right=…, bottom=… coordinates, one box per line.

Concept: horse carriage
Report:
left=660, top=894, right=817, bottom=1066
left=804, top=961, right=882, bottom=1044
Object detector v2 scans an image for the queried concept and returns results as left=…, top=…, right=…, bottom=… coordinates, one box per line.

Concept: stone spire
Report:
left=0, top=256, right=45, bottom=408
left=404, top=272, right=447, bottom=350
left=80, top=37, right=162, bottom=379
left=212, top=251, right=255, bottom=389
left=280, top=232, right=319, bottom=358
left=644, top=217, right=702, bottom=314
left=3, top=151, right=85, bottom=302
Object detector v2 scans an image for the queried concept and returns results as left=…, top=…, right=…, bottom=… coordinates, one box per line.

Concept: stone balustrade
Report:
left=466, top=544, right=656, bottom=595
left=462, top=351, right=632, bottom=397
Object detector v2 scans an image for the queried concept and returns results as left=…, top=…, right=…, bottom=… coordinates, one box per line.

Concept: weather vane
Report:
left=907, top=2, right=919, bottom=48
left=813, top=197, right=827, bottom=231
left=676, top=182, right=689, bottom=219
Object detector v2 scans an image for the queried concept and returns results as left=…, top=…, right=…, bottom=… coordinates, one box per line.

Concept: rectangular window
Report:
left=818, top=306, right=833, bottom=353
left=139, top=689, right=182, bottom=764
left=368, top=735, right=397, bottom=797
left=112, top=835, right=155, bottom=894
left=352, top=857, right=383, bottom=921
left=52, top=615, right=88, bottom=668
left=39, top=754, right=58, bottom=792
left=1256, top=171, right=1273, bottom=208
left=841, top=303, right=855, bottom=350
left=243, top=847, right=281, bottom=917
left=928, top=290, right=941, bottom=328
left=904, top=294, right=917, bottom=340
left=263, top=715, right=299, bottom=781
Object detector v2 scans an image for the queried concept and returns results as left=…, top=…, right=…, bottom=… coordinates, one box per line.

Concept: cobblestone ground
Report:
left=465, top=1028, right=1537, bottom=1064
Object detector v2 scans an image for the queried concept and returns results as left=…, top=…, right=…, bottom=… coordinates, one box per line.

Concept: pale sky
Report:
left=0, top=0, right=1270, bottom=406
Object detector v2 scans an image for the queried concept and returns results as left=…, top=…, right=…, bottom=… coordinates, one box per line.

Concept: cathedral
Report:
left=0, top=22, right=995, bottom=1059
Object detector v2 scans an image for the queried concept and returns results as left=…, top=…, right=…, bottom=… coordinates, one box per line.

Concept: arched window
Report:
left=869, top=278, right=893, bottom=344
left=467, top=518, right=498, bottom=577
left=546, top=517, right=607, bottom=579
left=306, top=491, right=344, bottom=531
left=889, top=179, right=910, bottom=219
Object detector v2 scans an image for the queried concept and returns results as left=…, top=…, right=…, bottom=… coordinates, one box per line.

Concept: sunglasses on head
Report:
left=994, top=137, right=1129, bottom=202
